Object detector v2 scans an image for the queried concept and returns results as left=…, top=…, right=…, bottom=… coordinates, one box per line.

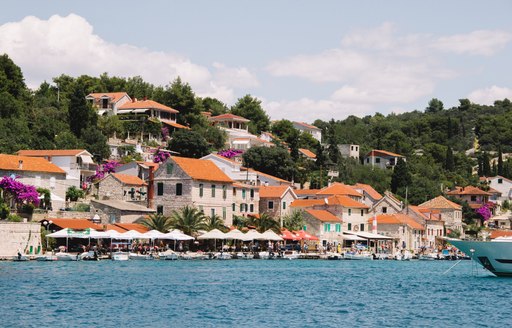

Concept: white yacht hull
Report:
left=55, top=252, right=79, bottom=261
left=112, top=252, right=129, bottom=261
left=448, top=238, right=512, bottom=277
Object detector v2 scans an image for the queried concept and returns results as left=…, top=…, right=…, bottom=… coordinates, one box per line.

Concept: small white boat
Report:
left=258, top=251, right=270, bottom=259
left=80, top=251, right=100, bottom=261
left=12, top=253, right=29, bottom=261
left=282, top=251, right=300, bottom=260
left=214, top=252, right=232, bottom=260
left=55, top=252, right=79, bottom=261
left=236, top=252, right=254, bottom=259
left=129, top=253, right=153, bottom=260
left=35, top=254, right=58, bottom=261
left=159, top=250, right=179, bottom=260
left=344, top=251, right=373, bottom=260
left=112, top=251, right=129, bottom=261
left=418, top=253, right=438, bottom=261
left=395, top=250, right=412, bottom=261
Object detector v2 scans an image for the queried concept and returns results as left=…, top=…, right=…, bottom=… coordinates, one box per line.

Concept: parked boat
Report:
left=394, top=250, right=412, bottom=261
left=80, top=251, right=100, bottom=261
left=55, top=252, right=79, bottom=261
left=112, top=251, right=129, bottom=261
left=214, top=252, right=232, bottom=260
left=448, top=237, right=512, bottom=277
left=129, top=253, right=153, bottom=260
left=35, top=254, right=58, bottom=261
left=344, top=251, right=373, bottom=260
left=418, top=253, right=438, bottom=261
left=236, top=252, right=254, bottom=260
left=159, top=250, right=179, bottom=260
left=12, top=253, right=29, bottom=261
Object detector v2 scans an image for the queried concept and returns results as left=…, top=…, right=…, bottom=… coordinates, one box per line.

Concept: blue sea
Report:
left=1, top=259, right=510, bottom=327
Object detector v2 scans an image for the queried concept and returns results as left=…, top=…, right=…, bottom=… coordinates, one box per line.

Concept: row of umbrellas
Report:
left=197, top=229, right=283, bottom=242
left=47, top=228, right=194, bottom=241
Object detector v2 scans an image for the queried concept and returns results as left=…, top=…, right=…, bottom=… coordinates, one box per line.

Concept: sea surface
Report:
left=1, top=259, right=510, bottom=327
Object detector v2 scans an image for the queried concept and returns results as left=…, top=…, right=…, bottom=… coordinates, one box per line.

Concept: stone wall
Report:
left=0, top=222, right=42, bottom=257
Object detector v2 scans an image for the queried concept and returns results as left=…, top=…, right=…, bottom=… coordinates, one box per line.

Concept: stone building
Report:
left=97, top=173, right=147, bottom=203
left=259, top=185, right=297, bottom=223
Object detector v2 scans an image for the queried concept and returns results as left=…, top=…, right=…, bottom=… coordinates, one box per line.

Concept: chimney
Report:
left=18, top=160, right=23, bottom=170
left=147, top=166, right=154, bottom=209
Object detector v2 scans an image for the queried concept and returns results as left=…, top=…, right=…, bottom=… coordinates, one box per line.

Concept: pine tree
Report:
left=391, top=158, right=411, bottom=196
left=445, top=146, right=455, bottom=171
left=498, top=145, right=504, bottom=176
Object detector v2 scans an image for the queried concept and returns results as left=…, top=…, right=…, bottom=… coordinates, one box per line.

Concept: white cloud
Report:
left=0, top=14, right=258, bottom=105
left=467, top=86, right=512, bottom=105
left=433, top=30, right=512, bottom=56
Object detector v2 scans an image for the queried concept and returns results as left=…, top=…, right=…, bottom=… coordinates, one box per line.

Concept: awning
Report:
left=80, top=155, right=94, bottom=164
left=233, top=140, right=250, bottom=144
left=345, top=231, right=394, bottom=240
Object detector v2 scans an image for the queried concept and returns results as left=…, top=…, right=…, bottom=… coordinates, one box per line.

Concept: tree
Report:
left=231, top=95, right=270, bottom=134
left=247, top=213, right=280, bottom=232
left=425, top=98, right=444, bottom=113
left=54, top=131, right=81, bottom=149
left=242, top=146, right=296, bottom=181
left=199, top=97, right=229, bottom=116
left=271, top=119, right=295, bottom=141
left=445, top=146, right=455, bottom=171
left=65, top=186, right=85, bottom=202
left=168, top=129, right=210, bottom=158
left=498, top=145, right=504, bottom=176
left=80, top=127, right=110, bottom=161
left=169, top=205, right=206, bottom=237
left=68, top=84, right=96, bottom=138
left=283, top=210, right=305, bottom=231
left=154, top=77, right=199, bottom=127
left=203, top=214, right=227, bottom=231
left=140, top=214, right=173, bottom=233
left=0, top=54, right=27, bottom=99
left=390, top=158, right=411, bottom=197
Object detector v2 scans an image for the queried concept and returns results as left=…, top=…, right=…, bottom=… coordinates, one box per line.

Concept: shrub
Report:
left=7, top=214, right=22, bottom=222
left=66, top=186, right=85, bottom=201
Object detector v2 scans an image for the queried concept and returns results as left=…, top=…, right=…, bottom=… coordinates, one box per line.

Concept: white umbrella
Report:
left=197, top=229, right=226, bottom=240
left=163, top=230, right=194, bottom=241
left=244, top=229, right=265, bottom=241
left=144, top=230, right=166, bottom=240
left=261, top=229, right=284, bottom=241
left=225, top=229, right=246, bottom=240
left=122, top=230, right=147, bottom=239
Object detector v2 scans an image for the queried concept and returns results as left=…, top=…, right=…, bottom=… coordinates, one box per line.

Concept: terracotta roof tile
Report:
left=46, top=218, right=101, bottom=230
left=291, top=199, right=325, bottom=207
left=172, top=157, right=233, bottom=183
left=0, top=154, right=65, bottom=174
left=294, top=189, right=322, bottom=195
left=373, top=214, right=424, bottom=230
left=119, top=100, right=178, bottom=113
left=317, top=183, right=362, bottom=197
left=420, top=196, right=462, bottom=210
left=299, top=148, right=316, bottom=159
left=113, top=223, right=149, bottom=233
left=293, top=121, right=321, bottom=130
left=305, top=209, right=342, bottom=222
left=17, top=149, right=89, bottom=157
left=326, top=195, right=369, bottom=208
left=353, top=183, right=382, bottom=200
left=446, top=186, right=492, bottom=196
left=209, top=113, right=250, bottom=122
left=490, top=230, right=512, bottom=239
left=160, top=119, right=190, bottom=129
left=112, top=173, right=147, bottom=186
left=366, top=149, right=403, bottom=158
left=259, top=185, right=291, bottom=198
left=87, top=92, right=130, bottom=103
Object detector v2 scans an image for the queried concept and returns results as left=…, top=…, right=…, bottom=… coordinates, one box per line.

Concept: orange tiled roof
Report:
left=446, top=186, right=492, bottom=196
left=299, top=148, right=316, bottom=159
left=248, top=169, right=292, bottom=184
left=209, top=113, right=250, bottom=122
left=137, top=161, right=159, bottom=169
left=113, top=223, right=149, bottom=233
left=172, top=157, right=233, bottom=183
left=233, top=182, right=259, bottom=189
left=46, top=218, right=101, bottom=230
left=366, top=149, right=403, bottom=158
left=408, top=205, right=442, bottom=221
left=291, top=199, right=325, bottom=207
left=294, top=121, right=321, bottom=130
left=119, top=100, right=178, bottom=113
left=353, top=183, right=382, bottom=200
left=317, top=183, right=362, bottom=197
left=326, top=195, right=369, bottom=208
left=0, top=154, right=66, bottom=174
left=305, top=209, right=342, bottom=222
left=420, top=196, right=462, bottom=210
left=259, top=185, right=291, bottom=198
left=112, top=173, right=147, bottom=186
left=294, top=189, right=322, bottom=195
left=160, top=119, right=190, bottom=129
left=490, top=230, right=512, bottom=239
left=87, top=92, right=130, bottom=103
left=17, top=149, right=88, bottom=157
left=373, top=214, right=424, bottom=230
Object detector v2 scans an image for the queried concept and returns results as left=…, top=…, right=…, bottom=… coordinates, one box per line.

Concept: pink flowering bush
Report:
left=0, top=176, right=40, bottom=207
left=86, top=161, right=120, bottom=183
left=161, top=127, right=170, bottom=140
left=217, top=149, right=244, bottom=159
left=475, top=203, right=492, bottom=222
left=153, top=148, right=171, bottom=163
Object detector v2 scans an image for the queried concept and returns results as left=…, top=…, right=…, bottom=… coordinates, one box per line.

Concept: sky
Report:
left=1, top=1, right=512, bottom=123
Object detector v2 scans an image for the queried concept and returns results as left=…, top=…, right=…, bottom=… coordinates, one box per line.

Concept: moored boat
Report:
left=55, top=252, right=79, bottom=261
left=344, top=251, right=373, bottom=260
left=112, top=251, right=129, bottom=261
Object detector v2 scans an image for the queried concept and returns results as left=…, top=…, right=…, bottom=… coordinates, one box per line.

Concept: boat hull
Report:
left=448, top=239, right=512, bottom=277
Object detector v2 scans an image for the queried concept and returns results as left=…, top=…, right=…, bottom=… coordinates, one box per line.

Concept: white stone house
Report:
left=86, top=92, right=132, bottom=115
left=303, top=209, right=344, bottom=245
left=408, top=205, right=445, bottom=249
left=374, top=213, right=425, bottom=251
left=364, top=150, right=405, bottom=170
left=116, top=161, right=160, bottom=181
left=338, top=144, right=360, bottom=159
left=97, top=173, right=148, bottom=203
left=259, top=185, right=297, bottom=223
left=209, top=113, right=274, bottom=150
left=232, top=182, right=259, bottom=219
left=0, top=154, right=67, bottom=210
left=483, top=176, right=512, bottom=204
left=419, top=195, right=463, bottom=236
left=292, top=122, right=322, bottom=142
left=17, top=149, right=97, bottom=188
left=152, top=156, right=235, bottom=226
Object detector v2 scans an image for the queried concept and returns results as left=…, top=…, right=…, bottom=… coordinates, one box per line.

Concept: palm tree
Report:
left=139, top=213, right=173, bottom=233
left=283, top=210, right=305, bottom=231
left=248, top=213, right=280, bottom=233
left=204, top=214, right=228, bottom=232
left=169, top=205, right=206, bottom=237
left=232, top=215, right=249, bottom=230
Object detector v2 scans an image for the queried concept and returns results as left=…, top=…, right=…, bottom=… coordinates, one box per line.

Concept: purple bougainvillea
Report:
left=153, top=148, right=171, bottom=163
left=86, top=161, right=120, bottom=183
left=217, top=149, right=244, bottom=159
left=161, top=127, right=169, bottom=140
left=0, top=176, right=40, bottom=206
left=475, top=203, right=492, bottom=221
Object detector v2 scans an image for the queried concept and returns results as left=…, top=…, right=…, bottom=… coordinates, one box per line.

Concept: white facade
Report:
left=486, top=176, right=512, bottom=203
left=338, top=144, right=360, bottom=159
left=293, top=122, right=322, bottom=142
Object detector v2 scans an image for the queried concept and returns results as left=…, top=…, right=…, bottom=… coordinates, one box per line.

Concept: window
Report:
left=282, top=202, right=286, bottom=210
left=360, top=209, right=364, bottom=216
left=382, top=207, right=387, bottom=214
left=157, top=205, right=163, bottom=215
left=250, top=189, right=255, bottom=198
left=233, top=187, right=236, bottom=196
left=498, top=178, right=503, bottom=184
left=222, top=185, right=227, bottom=199
left=242, top=189, right=246, bottom=199
left=199, top=184, right=204, bottom=197
left=303, top=225, right=307, bottom=231
left=211, top=185, right=216, bottom=197
left=157, top=182, right=164, bottom=196
left=176, top=183, right=183, bottom=196
left=166, top=163, right=173, bottom=174
left=348, top=209, right=352, bottom=216
left=351, top=146, right=354, bottom=150
left=360, top=223, right=365, bottom=232
left=375, top=158, right=381, bottom=163
left=199, top=205, right=204, bottom=213
left=223, top=207, right=226, bottom=220
left=109, top=214, right=117, bottom=224
left=268, top=201, right=274, bottom=209
left=240, top=204, right=243, bottom=212
left=348, top=223, right=352, bottom=231
left=324, top=223, right=331, bottom=232
left=366, top=158, right=370, bottom=163
left=249, top=204, right=254, bottom=212
left=232, top=203, right=235, bottom=211
left=211, top=208, right=215, bottom=217
left=471, top=195, right=477, bottom=202
left=335, top=224, right=341, bottom=232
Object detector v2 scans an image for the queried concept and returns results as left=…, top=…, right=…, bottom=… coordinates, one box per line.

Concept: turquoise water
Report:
left=1, top=259, right=510, bottom=327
